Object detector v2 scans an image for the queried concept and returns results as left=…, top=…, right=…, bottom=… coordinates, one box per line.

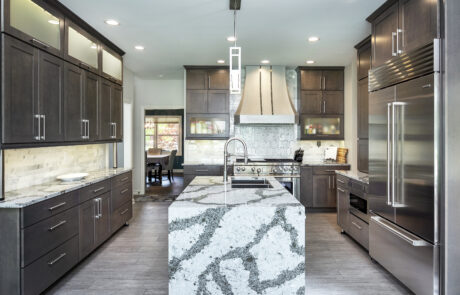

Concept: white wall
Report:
left=344, top=60, right=359, bottom=173
left=132, top=78, right=184, bottom=194
left=122, top=67, right=135, bottom=169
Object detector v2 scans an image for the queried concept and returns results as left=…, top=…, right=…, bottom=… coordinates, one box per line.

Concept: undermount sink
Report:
left=230, top=177, right=273, bottom=189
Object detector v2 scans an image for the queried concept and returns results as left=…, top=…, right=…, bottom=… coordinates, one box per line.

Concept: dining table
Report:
left=146, top=154, right=170, bottom=184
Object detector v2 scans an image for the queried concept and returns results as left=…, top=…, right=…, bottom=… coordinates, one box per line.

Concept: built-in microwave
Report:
left=349, top=193, right=369, bottom=223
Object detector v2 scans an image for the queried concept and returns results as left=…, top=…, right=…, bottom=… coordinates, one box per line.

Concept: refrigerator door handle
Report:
left=391, top=102, right=396, bottom=207
left=387, top=103, right=392, bottom=205
left=371, top=216, right=430, bottom=247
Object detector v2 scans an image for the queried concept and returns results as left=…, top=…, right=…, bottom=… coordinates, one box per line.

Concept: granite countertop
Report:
left=336, top=170, right=369, bottom=184
left=0, top=168, right=132, bottom=209
left=170, top=176, right=302, bottom=208
left=301, top=160, right=351, bottom=167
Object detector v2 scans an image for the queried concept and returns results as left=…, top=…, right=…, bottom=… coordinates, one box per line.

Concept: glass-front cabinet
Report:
left=186, top=114, right=229, bottom=139
left=4, top=0, right=63, bottom=56
left=65, top=21, right=99, bottom=73
left=300, top=115, right=344, bottom=140
left=101, top=47, right=123, bottom=84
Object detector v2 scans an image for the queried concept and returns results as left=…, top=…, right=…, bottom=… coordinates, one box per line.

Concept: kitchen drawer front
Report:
left=336, top=174, right=350, bottom=188
left=313, top=166, right=349, bottom=175
left=112, top=183, right=132, bottom=211
left=351, top=180, right=367, bottom=194
left=79, top=179, right=111, bottom=203
left=183, top=165, right=222, bottom=176
left=348, top=213, right=369, bottom=250
left=111, top=201, right=132, bottom=233
left=22, top=207, right=78, bottom=267
left=112, top=171, right=132, bottom=189
left=22, top=235, right=79, bottom=295
left=22, top=191, right=79, bottom=228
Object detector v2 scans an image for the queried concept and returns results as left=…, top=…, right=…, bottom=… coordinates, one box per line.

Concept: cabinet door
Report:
left=337, top=187, right=349, bottom=230
left=322, top=70, right=344, bottom=91
left=323, top=91, right=344, bottom=115
left=372, top=2, right=399, bottom=68
left=38, top=51, right=64, bottom=142
left=207, top=90, right=229, bottom=113
left=300, top=70, right=323, bottom=90
left=95, top=193, right=111, bottom=246
left=313, top=175, right=336, bottom=208
left=398, top=0, right=437, bottom=54
left=2, top=35, right=38, bottom=144
left=64, top=62, right=84, bottom=141
left=299, top=91, right=322, bottom=114
left=186, top=90, right=207, bottom=113
left=300, top=167, right=313, bottom=208
left=99, top=79, right=112, bottom=140
left=358, top=78, right=369, bottom=139
left=84, top=71, right=99, bottom=141
left=111, top=84, right=123, bottom=140
left=4, top=0, right=63, bottom=57
left=186, top=70, right=207, bottom=89
left=79, top=199, right=96, bottom=259
left=358, top=43, right=372, bottom=80
left=102, top=47, right=123, bottom=84
left=66, top=21, right=98, bottom=73
left=208, top=69, right=229, bottom=90
left=358, top=139, right=369, bottom=173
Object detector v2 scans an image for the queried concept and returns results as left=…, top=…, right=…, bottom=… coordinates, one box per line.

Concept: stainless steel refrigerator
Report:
left=369, top=69, right=440, bottom=294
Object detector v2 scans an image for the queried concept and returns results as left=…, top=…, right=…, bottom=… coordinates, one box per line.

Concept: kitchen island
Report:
left=169, top=176, right=305, bottom=295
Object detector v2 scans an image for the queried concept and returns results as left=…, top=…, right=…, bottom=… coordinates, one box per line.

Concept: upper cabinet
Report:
left=101, top=46, right=123, bottom=85
left=367, top=0, right=438, bottom=68
left=3, top=0, right=64, bottom=57
left=65, top=21, right=99, bottom=73
left=300, top=69, right=343, bottom=91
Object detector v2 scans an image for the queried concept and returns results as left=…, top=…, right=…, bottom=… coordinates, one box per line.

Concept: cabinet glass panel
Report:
left=189, top=117, right=226, bottom=135
left=68, top=27, right=98, bottom=68
left=102, top=49, right=122, bottom=80
left=302, top=117, right=341, bottom=136
left=10, top=0, right=61, bottom=49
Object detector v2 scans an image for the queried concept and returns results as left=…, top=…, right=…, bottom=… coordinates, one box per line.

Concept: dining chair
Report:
left=147, top=148, right=162, bottom=155
left=163, top=150, right=177, bottom=183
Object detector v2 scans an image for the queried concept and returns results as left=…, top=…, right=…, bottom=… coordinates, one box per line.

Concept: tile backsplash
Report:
left=5, top=144, right=108, bottom=192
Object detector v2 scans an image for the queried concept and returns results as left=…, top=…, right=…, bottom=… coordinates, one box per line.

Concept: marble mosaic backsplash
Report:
left=5, top=144, right=108, bottom=192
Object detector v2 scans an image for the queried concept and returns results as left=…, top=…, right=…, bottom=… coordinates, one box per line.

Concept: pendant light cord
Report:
left=233, top=0, right=237, bottom=46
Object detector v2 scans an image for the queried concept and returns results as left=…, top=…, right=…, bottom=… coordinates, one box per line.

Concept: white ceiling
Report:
left=60, top=0, right=385, bottom=79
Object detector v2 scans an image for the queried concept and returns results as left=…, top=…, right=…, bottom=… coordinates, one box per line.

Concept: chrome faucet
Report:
left=223, top=137, right=248, bottom=182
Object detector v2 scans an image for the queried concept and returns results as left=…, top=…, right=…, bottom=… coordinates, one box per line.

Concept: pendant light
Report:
left=229, top=0, right=241, bottom=94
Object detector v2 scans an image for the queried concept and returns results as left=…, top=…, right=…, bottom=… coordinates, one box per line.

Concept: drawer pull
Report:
left=195, top=169, right=209, bottom=172
left=48, top=253, right=67, bottom=266
left=48, top=220, right=67, bottom=231
left=93, top=187, right=105, bottom=193
left=120, top=209, right=129, bottom=215
left=351, top=221, right=362, bottom=230
left=120, top=188, right=129, bottom=194
left=325, top=170, right=336, bottom=172
left=31, top=38, right=50, bottom=49
left=337, top=179, right=345, bottom=184
left=337, top=188, right=345, bottom=193
left=48, top=202, right=67, bottom=211
left=120, top=177, right=129, bottom=182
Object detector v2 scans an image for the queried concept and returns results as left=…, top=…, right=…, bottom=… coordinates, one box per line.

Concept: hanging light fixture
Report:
left=229, top=0, right=241, bottom=94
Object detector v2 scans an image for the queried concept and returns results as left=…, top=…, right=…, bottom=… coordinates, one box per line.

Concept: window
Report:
left=144, top=116, right=182, bottom=155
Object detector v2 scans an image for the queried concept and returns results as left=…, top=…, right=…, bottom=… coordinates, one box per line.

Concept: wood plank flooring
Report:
left=45, top=202, right=411, bottom=295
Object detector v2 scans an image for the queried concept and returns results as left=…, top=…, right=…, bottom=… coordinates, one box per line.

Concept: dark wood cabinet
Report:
left=208, top=69, right=229, bottom=90
left=79, top=198, right=96, bottom=259
left=299, top=68, right=343, bottom=91
left=64, top=62, right=84, bottom=141
left=337, top=181, right=350, bottom=231
left=300, top=167, right=313, bottom=208
left=99, top=78, right=123, bottom=141
left=358, top=139, right=369, bottom=173
left=183, top=165, right=232, bottom=186
left=111, top=84, right=123, bottom=140
left=299, top=91, right=322, bottom=114
left=84, top=71, right=99, bottom=141
left=95, top=192, right=111, bottom=246
left=357, top=40, right=372, bottom=80
left=322, top=70, right=344, bottom=91
left=186, top=69, right=208, bottom=89
left=186, top=90, right=208, bottom=113
left=323, top=91, right=344, bottom=114
left=313, top=174, right=337, bottom=208
left=207, top=90, right=229, bottom=113
left=299, top=69, right=323, bottom=90
left=357, top=78, right=369, bottom=139
left=370, top=2, right=399, bottom=68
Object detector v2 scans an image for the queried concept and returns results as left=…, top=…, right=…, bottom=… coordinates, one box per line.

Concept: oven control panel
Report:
left=233, top=163, right=300, bottom=177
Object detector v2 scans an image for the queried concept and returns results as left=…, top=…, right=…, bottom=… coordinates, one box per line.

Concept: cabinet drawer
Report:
left=351, top=180, right=366, bottom=193
left=336, top=174, right=350, bottom=188
left=313, top=166, right=349, bottom=175
left=348, top=213, right=369, bottom=250
left=22, top=235, right=79, bottom=295
left=112, top=183, right=132, bottom=211
left=22, top=207, right=78, bottom=267
left=112, top=171, right=132, bottom=188
left=22, top=191, right=79, bottom=228
left=111, top=201, right=132, bottom=233
left=79, top=179, right=110, bottom=203
left=183, top=165, right=223, bottom=176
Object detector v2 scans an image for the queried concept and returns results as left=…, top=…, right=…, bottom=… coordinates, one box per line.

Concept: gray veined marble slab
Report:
left=169, top=176, right=306, bottom=295
left=0, top=168, right=132, bottom=208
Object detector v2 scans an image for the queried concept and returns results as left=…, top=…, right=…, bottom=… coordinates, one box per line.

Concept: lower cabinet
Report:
left=312, top=174, right=337, bottom=208
left=336, top=183, right=349, bottom=231
left=183, top=165, right=232, bottom=186
left=0, top=171, right=133, bottom=295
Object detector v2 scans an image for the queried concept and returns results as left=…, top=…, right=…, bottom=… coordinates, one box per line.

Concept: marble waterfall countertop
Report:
left=336, top=170, right=369, bottom=184
left=169, top=176, right=305, bottom=294
left=0, top=168, right=132, bottom=208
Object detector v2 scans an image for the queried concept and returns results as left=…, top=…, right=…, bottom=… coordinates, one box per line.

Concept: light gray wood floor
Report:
left=46, top=202, right=411, bottom=295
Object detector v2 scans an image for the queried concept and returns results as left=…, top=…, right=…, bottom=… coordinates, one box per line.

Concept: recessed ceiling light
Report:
left=159, top=74, right=164, bottom=78
left=306, top=60, right=315, bottom=64
left=134, top=45, right=145, bottom=50
left=217, top=60, right=225, bottom=64
left=227, top=36, right=237, bottom=42
left=260, top=60, right=270, bottom=64
left=308, top=36, right=320, bottom=42
left=48, top=20, right=59, bottom=25
left=105, top=19, right=119, bottom=26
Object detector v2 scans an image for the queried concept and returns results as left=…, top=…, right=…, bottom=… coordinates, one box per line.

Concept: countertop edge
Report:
left=335, top=170, right=369, bottom=184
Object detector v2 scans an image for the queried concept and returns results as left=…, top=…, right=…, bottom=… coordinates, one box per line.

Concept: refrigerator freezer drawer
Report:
left=369, top=216, right=437, bottom=295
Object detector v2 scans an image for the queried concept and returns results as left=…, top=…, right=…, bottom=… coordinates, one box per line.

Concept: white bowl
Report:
left=57, top=173, right=89, bottom=182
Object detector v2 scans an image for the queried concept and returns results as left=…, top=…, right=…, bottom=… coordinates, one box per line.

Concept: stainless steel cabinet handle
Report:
left=93, top=187, right=105, bottom=193
left=337, top=179, right=345, bottom=184
left=323, top=76, right=326, bottom=90
left=87, top=120, right=90, bottom=139
left=41, top=115, right=46, bottom=140
left=328, top=176, right=331, bottom=189
left=387, top=103, right=392, bottom=205
left=323, top=101, right=326, bottom=113
left=120, top=188, right=129, bottom=194
left=371, top=216, right=430, bottom=246
left=351, top=221, right=362, bottom=230
left=48, top=202, right=66, bottom=211
left=397, top=29, right=403, bottom=54
left=391, top=103, right=396, bottom=207
left=95, top=198, right=101, bottom=219
left=120, top=209, right=129, bottom=215
left=121, top=177, right=129, bottom=182
left=31, top=38, right=50, bottom=49
left=48, top=253, right=66, bottom=266
left=422, top=84, right=432, bottom=89
left=391, top=32, right=397, bottom=56
left=82, top=120, right=86, bottom=139
left=114, top=123, right=117, bottom=138
left=48, top=220, right=67, bottom=231
left=195, top=169, right=209, bottom=172
left=337, top=188, right=345, bottom=193
left=35, top=114, right=41, bottom=140
left=325, top=170, right=336, bottom=172
left=208, top=76, right=211, bottom=88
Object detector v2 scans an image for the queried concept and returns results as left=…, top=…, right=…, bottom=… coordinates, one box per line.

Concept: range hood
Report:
left=234, top=66, right=298, bottom=124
